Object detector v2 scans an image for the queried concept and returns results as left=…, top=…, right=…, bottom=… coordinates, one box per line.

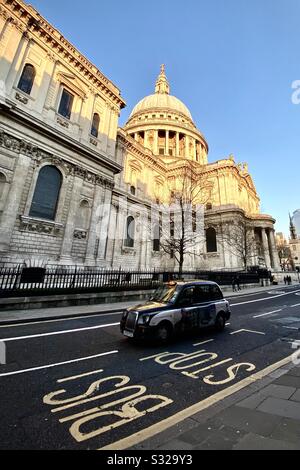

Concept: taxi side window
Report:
left=210, top=285, right=223, bottom=300
left=193, top=286, right=210, bottom=303
left=177, top=287, right=194, bottom=306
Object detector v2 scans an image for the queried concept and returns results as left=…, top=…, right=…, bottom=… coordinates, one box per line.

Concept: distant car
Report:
left=120, top=281, right=231, bottom=343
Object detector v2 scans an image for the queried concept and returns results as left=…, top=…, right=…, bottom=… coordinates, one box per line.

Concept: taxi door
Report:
left=176, top=286, right=202, bottom=331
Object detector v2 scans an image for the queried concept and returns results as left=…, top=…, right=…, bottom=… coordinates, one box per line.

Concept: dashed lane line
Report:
left=0, top=322, right=120, bottom=342
left=0, top=350, right=118, bottom=377
left=253, top=309, right=282, bottom=318
left=290, top=303, right=300, bottom=308
left=57, top=369, right=104, bottom=383
left=192, top=339, right=214, bottom=346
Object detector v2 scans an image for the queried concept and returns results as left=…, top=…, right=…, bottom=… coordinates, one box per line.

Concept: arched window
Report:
left=0, top=172, right=6, bottom=200
left=76, top=200, right=90, bottom=230
left=206, top=227, right=217, bottom=253
left=124, top=216, right=135, bottom=248
left=29, top=166, right=62, bottom=220
left=91, top=113, right=100, bottom=138
left=17, top=64, right=36, bottom=95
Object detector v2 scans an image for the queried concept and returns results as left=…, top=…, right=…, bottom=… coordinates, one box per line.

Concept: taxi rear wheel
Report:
left=155, top=322, right=173, bottom=343
left=215, top=312, right=226, bottom=332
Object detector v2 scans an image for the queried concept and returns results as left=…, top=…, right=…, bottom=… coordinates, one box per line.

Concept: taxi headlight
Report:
left=138, top=315, right=151, bottom=325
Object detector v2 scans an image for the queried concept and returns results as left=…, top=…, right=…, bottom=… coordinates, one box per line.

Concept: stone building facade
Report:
left=0, top=0, right=280, bottom=271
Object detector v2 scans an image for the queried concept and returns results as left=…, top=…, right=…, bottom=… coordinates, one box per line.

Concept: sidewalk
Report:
left=132, top=360, right=300, bottom=450
left=0, top=282, right=297, bottom=325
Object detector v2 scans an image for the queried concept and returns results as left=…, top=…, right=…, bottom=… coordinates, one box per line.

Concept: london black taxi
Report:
left=120, top=281, right=231, bottom=343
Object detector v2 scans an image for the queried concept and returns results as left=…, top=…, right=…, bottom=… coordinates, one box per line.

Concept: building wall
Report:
left=0, top=0, right=125, bottom=266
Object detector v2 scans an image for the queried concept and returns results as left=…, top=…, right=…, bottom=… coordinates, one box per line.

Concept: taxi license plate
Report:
left=123, top=330, right=134, bottom=338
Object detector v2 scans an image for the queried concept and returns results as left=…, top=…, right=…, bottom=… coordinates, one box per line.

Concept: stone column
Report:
left=185, top=135, right=189, bottom=158
left=0, top=153, right=31, bottom=254
left=96, top=185, right=113, bottom=262
left=154, top=130, right=158, bottom=154
left=59, top=175, right=84, bottom=263
left=144, top=130, right=149, bottom=149
left=269, top=229, right=281, bottom=271
left=85, top=184, right=104, bottom=265
left=261, top=228, right=271, bottom=269
left=176, top=132, right=179, bottom=157
left=165, top=130, right=169, bottom=155
left=193, top=139, right=196, bottom=161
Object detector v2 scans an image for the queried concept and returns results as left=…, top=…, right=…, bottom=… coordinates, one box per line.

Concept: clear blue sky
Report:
left=30, top=0, right=300, bottom=236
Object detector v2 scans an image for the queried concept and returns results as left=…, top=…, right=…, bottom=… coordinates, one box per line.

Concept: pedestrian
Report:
left=284, top=276, right=287, bottom=285
left=236, top=275, right=241, bottom=291
left=232, top=276, right=237, bottom=292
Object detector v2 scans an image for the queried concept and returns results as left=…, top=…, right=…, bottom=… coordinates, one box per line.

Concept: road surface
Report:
left=0, top=285, right=300, bottom=449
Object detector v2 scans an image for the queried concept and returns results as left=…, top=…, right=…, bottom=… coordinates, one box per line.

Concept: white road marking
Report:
left=0, top=350, right=118, bottom=377
left=140, top=352, right=170, bottom=362
left=231, top=289, right=300, bottom=307
left=290, top=303, right=300, bottom=308
left=253, top=309, right=282, bottom=318
left=57, top=369, right=104, bottom=383
left=0, top=311, right=123, bottom=329
left=99, top=354, right=294, bottom=450
left=230, top=329, right=266, bottom=336
left=282, top=326, right=299, bottom=330
left=193, top=339, right=214, bottom=346
left=0, top=322, right=119, bottom=342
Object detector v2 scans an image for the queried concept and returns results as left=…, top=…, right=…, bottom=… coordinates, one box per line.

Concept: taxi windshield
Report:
left=150, top=285, right=178, bottom=304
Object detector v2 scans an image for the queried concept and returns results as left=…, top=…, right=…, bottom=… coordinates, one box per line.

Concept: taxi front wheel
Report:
left=215, top=313, right=226, bottom=332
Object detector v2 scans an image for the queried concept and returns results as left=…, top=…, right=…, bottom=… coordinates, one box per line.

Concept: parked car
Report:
left=120, top=281, right=231, bottom=343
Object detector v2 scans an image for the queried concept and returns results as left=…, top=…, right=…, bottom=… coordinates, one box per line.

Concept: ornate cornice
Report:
left=0, top=129, right=114, bottom=189
left=0, top=0, right=126, bottom=110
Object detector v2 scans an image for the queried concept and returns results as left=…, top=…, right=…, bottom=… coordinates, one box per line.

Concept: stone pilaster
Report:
left=0, top=153, right=31, bottom=254
left=59, top=175, right=84, bottom=263
left=84, top=184, right=104, bottom=265
left=96, top=186, right=113, bottom=262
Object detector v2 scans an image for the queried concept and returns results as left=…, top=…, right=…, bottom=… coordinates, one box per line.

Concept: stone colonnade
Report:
left=257, top=227, right=280, bottom=271
left=132, top=130, right=206, bottom=163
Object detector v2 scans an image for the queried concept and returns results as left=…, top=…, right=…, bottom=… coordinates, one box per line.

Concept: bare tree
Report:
left=152, top=161, right=213, bottom=277
left=221, top=219, right=257, bottom=271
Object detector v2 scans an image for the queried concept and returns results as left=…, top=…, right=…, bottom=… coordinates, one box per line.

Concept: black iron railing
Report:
left=0, top=266, right=264, bottom=298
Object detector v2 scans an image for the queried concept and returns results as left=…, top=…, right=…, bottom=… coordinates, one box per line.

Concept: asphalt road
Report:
left=1, top=285, right=300, bottom=450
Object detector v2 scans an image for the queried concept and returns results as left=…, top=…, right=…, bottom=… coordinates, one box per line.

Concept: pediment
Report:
left=57, top=72, right=87, bottom=99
